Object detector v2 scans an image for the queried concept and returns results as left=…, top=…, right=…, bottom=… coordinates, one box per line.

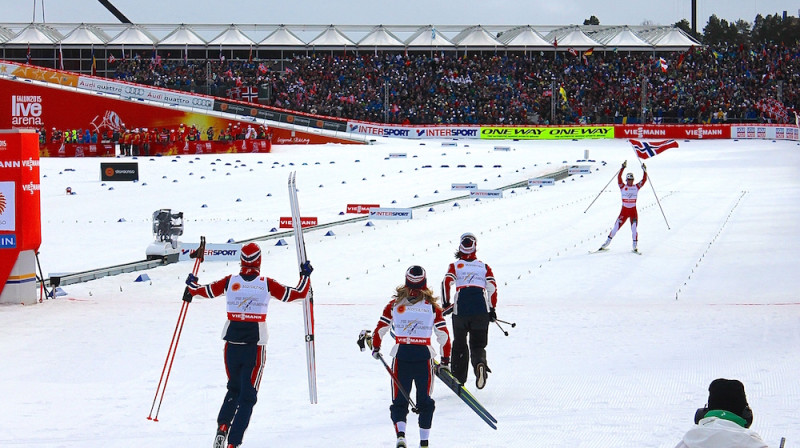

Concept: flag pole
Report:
left=631, top=149, right=670, bottom=230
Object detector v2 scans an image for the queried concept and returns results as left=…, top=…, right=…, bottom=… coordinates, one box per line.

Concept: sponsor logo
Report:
left=528, top=178, right=555, bottom=186
left=22, top=158, right=38, bottom=171
left=1, top=161, right=20, bottom=168
left=346, top=204, right=379, bottom=214
left=0, top=191, right=6, bottom=213
left=685, top=127, right=724, bottom=138
left=0, top=140, right=6, bottom=149
left=220, top=103, right=229, bottom=112
left=21, top=182, right=39, bottom=195
left=368, top=207, right=413, bottom=219
left=481, top=126, right=612, bottom=140
left=416, top=128, right=478, bottom=137
left=776, top=128, right=785, bottom=139
left=231, top=282, right=241, bottom=292
left=279, top=217, right=318, bottom=228
left=11, top=95, right=43, bottom=126
left=123, top=86, right=145, bottom=96
left=736, top=128, right=746, bottom=138
left=757, top=127, right=767, bottom=138
left=622, top=127, right=667, bottom=138
left=469, top=190, right=503, bottom=198
left=451, top=183, right=478, bottom=190
left=0, top=234, right=16, bottom=248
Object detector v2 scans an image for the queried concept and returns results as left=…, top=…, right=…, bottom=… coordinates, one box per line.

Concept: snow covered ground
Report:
left=1, top=138, right=798, bottom=448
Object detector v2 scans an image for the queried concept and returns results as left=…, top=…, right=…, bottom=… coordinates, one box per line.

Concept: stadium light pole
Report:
left=550, top=74, right=556, bottom=125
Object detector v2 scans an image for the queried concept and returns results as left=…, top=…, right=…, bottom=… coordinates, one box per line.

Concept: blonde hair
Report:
left=393, top=285, right=442, bottom=310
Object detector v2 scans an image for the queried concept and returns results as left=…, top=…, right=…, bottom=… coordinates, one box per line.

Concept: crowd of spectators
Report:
left=111, top=44, right=800, bottom=125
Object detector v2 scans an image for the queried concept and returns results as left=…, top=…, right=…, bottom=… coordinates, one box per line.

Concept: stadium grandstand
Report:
left=2, top=22, right=796, bottom=125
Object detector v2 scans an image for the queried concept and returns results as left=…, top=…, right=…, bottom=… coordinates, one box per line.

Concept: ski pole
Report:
left=376, top=352, right=419, bottom=414
left=493, top=320, right=509, bottom=336
left=584, top=168, right=619, bottom=213
left=496, top=319, right=516, bottom=328
left=632, top=156, right=670, bottom=230
left=779, top=437, right=785, bottom=448
left=147, top=237, right=205, bottom=421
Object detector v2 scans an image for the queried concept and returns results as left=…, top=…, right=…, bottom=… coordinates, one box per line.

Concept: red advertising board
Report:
left=346, top=204, right=380, bottom=214
left=0, top=130, right=41, bottom=295
left=279, top=217, right=318, bottom=228
left=614, top=125, right=730, bottom=139
left=0, top=78, right=355, bottom=150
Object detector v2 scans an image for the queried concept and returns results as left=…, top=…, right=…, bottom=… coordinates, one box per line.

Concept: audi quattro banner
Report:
left=480, top=126, right=614, bottom=140
left=77, top=77, right=214, bottom=111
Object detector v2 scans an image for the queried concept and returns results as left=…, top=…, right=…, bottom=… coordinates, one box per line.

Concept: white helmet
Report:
left=626, top=173, right=634, bottom=181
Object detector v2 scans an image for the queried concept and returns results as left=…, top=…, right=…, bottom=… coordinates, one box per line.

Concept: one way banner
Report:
left=630, top=139, right=679, bottom=159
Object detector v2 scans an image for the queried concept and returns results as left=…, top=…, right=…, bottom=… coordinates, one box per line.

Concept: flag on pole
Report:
left=121, top=43, right=126, bottom=61
left=630, top=139, right=679, bottom=159
left=248, top=44, right=253, bottom=63
left=219, top=44, right=225, bottom=63
left=559, top=86, right=567, bottom=103
left=108, top=54, right=116, bottom=63
left=553, top=36, right=558, bottom=48
left=26, top=43, right=31, bottom=64
left=91, top=45, right=97, bottom=76
left=568, top=47, right=578, bottom=57
left=183, top=43, right=188, bottom=65
left=58, top=43, right=64, bottom=70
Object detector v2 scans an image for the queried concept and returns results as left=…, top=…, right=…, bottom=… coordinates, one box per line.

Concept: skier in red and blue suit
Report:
left=372, top=265, right=452, bottom=448
left=600, top=160, right=647, bottom=252
left=185, top=242, right=313, bottom=448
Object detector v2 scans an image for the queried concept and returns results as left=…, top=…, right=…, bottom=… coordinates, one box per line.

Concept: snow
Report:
left=2, top=138, right=799, bottom=447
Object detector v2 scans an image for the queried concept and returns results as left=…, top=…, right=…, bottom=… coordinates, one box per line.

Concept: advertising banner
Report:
left=279, top=217, right=318, bottom=228
left=346, top=204, right=380, bottom=214
left=528, top=178, right=555, bottom=186
left=178, top=243, right=241, bottom=262
left=346, top=122, right=480, bottom=139
left=40, top=143, right=116, bottom=158
left=615, top=124, right=730, bottom=140
left=101, top=162, right=139, bottom=181
left=480, top=126, right=613, bottom=140
left=388, top=153, right=407, bottom=158
left=730, top=125, right=799, bottom=141
left=568, top=166, right=592, bottom=175
left=368, top=208, right=413, bottom=220
left=0, top=130, right=40, bottom=296
left=470, top=190, right=503, bottom=198
left=451, top=183, right=478, bottom=190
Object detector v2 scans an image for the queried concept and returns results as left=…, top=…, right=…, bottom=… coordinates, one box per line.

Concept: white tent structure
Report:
left=497, top=25, right=553, bottom=49
left=6, top=23, right=63, bottom=45
left=451, top=25, right=503, bottom=48
left=0, top=26, right=13, bottom=43
left=259, top=25, right=306, bottom=47
left=107, top=24, right=158, bottom=46
left=58, top=23, right=109, bottom=45
left=357, top=25, right=404, bottom=49
left=589, top=26, right=652, bottom=51
left=642, top=27, right=702, bottom=50
left=308, top=25, right=355, bottom=47
left=208, top=24, right=256, bottom=47
left=159, top=24, right=207, bottom=46
left=547, top=26, right=601, bottom=50
left=405, top=25, right=455, bottom=49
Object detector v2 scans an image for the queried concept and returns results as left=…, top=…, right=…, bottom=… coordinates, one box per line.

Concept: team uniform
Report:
left=601, top=164, right=648, bottom=251
left=186, top=243, right=312, bottom=448
left=441, top=233, right=497, bottom=389
left=372, top=266, right=451, bottom=448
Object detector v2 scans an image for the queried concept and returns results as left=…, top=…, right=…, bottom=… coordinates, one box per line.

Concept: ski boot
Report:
left=396, top=436, right=408, bottom=448
left=213, top=423, right=229, bottom=448
left=475, top=362, right=491, bottom=390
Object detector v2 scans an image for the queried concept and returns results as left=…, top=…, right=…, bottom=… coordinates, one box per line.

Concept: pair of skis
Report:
left=288, top=172, right=318, bottom=404
left=434, top=361, right=498, bottom=430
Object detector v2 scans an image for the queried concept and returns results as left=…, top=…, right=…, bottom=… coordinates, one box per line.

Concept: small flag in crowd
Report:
left=630, top=139, right=679, bottom=159
left=658, top=57, right=668, bottom=73
left=241, top=86, right=258, bottom=102
left=584, top=47, right=594, bottom=57
left=91, top=45, right=97, bottom=76
left=108, top=54, right=116, bottom=63
left=26, top=43, right=31, bottom=64
left=559, top=86, right=568, bottom=103
left=568, top=47, right=578, bottom=57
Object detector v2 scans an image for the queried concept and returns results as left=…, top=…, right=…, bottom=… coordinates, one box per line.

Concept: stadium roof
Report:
left=0, top=23, right=701, bottom=50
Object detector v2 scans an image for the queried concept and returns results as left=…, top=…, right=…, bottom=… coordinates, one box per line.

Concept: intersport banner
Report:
left=346, top=122, right=480, bottom=139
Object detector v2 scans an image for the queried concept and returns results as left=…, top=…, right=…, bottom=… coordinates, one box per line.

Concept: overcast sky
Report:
left=2, top=0, right=798, bottom=28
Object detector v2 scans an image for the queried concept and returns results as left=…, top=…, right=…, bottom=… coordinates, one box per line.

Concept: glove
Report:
left=437, top=357, right=451, bottom=374
left=357, top=330, right=373, bottom=351
left=371, top=348, right=381, bottom=360
left=621, top=160, right=627, bottom=169
left=185, top=273, right=198, bottom=286
left=300, top=260, right=314, bottom=277
left=182, top=286, right=193, bottom=303
left=489, top=308, right=497, bottom=322
left=642, top=163, right=647, bottom=172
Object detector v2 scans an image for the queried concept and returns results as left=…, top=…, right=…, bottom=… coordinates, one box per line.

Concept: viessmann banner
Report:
left=480, top=126, right=614, bottom=140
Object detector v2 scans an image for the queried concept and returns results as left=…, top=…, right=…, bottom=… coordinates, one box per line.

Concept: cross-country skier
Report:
left=371, top=265, right=452, bottom=448
left=441, top=232, right=498, bottom=390
left=675, top=378, right=768, bottom=448
left=184, top=242, right=313, bottom=448
left=599, top=160, right=647, bottom=252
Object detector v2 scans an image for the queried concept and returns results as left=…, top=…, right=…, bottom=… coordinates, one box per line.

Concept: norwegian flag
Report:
left=630, top=139, right=679, bottom=159
left=241, top=86, right=258, bottom=102
left=568, top=47, right=578, bottom=57
left=226, top=87, right=242, bottom=101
